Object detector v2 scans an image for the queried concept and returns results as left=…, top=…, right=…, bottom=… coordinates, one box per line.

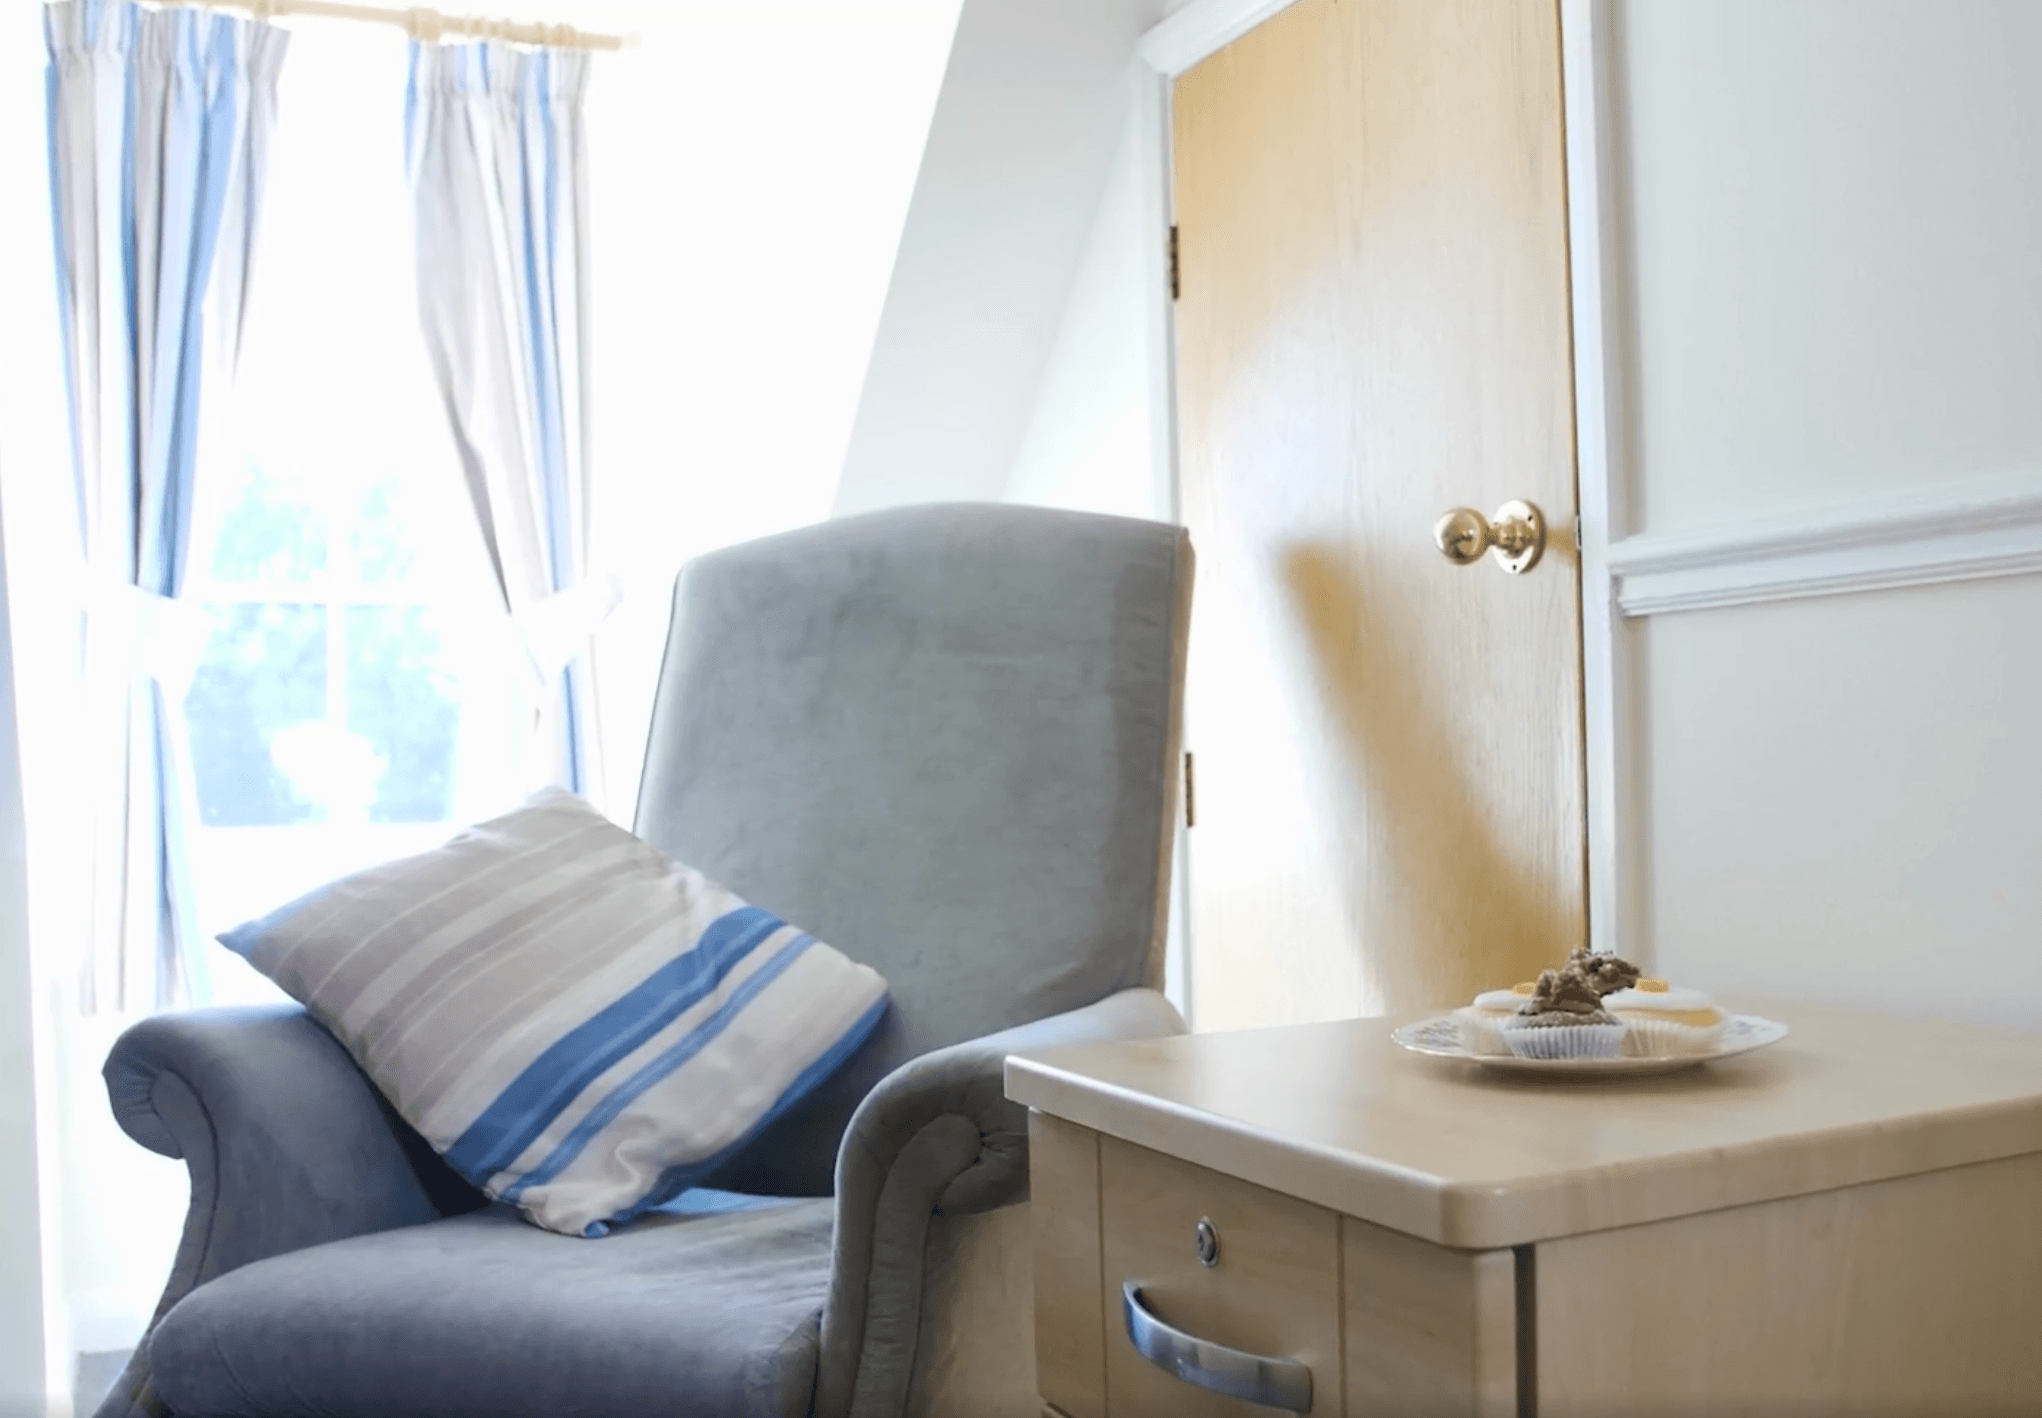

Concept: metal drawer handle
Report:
left=1121, top=1280, right=1313, bottom=1414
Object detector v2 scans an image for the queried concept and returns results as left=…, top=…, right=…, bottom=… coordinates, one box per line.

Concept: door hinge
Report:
left=1184, top=750, right=1195, bottom=827
left=1168, top=224, right=1180, bottom=301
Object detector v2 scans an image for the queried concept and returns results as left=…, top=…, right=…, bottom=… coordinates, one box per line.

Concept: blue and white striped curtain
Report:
left=405, top=41, right=615, bottom=804
left=45, top=0, right=288, bottom=1012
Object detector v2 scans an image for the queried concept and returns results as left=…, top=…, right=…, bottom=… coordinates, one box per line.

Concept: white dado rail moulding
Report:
left=1607, top=470, right=2042, bottom=617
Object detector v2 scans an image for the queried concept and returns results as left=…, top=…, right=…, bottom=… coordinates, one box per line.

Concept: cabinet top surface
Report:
left=1005, top=1000, right=2042, bottom=1249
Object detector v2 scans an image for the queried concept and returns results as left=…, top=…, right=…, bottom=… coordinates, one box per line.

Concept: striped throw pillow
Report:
left=220, top=788, right=890, bottom=1236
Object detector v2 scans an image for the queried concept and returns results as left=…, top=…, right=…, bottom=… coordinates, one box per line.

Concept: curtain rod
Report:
left=202, top=0, right=634, bottom=50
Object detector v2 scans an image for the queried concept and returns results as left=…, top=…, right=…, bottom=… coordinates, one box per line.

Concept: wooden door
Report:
left=1174, top=0, right=1584, bottom=1029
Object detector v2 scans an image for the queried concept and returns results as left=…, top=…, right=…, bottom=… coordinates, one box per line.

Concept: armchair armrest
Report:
left=814, top=986, right=1185, bottom=1418
left=102, top=1004, right=482, bottom=1337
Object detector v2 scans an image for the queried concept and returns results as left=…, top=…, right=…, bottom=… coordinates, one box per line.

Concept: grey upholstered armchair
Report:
left=91, top=503, right=1193, bottom=1418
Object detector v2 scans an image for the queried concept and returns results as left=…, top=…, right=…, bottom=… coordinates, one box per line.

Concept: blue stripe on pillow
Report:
left=585, top=994, right=894, bottom=1235
left=501, top=931, right=824, bottom=1203
left=446, top=905, right=786, bottom=1178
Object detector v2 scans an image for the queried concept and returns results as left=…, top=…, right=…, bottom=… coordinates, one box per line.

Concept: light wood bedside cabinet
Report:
left=1005, top=1002, right=2042, bottom=1417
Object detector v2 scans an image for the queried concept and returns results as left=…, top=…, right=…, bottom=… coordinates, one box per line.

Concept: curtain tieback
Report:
left=86, top=582, right=212, bottom=702
left=511, top=573, right=624, bottom=685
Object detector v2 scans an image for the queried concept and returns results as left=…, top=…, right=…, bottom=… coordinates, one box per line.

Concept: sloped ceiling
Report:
left=831, top=0, right=1192, bottom=516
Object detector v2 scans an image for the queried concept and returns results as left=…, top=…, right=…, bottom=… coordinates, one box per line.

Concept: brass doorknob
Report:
left=1433, top=500, right=1545, bottom=574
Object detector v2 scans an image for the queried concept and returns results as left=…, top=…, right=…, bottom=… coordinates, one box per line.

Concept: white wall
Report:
left=0, top=550, right=53, bottom=1417
left=576, top=0, right=961, bottom=815
left=1610, top=0, right=2042, bottom=1024
left=831, top=0, right=1185, bottom=520
left=0, top=10, right=67, bottom=1410
left=1640, top=580, right=2042, bottom=1029
left=1003, top=76, right=1173, bottom=523
left=1616, top=0, right=2042, bottom=531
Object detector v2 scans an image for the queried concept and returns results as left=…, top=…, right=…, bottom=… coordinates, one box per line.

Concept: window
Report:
left=181, top=25, right=521, bottom=1001
left=189, top=459, right=471, bottom=829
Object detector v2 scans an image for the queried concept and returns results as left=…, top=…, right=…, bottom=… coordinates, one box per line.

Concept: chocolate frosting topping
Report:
left=1571, top=946, right=1642, bottom=998
left=1515, top=947, right=1643, bottom=1024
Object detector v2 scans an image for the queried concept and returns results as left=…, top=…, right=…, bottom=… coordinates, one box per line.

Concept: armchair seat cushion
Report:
left=149, top=1193, right=833, bottom=1418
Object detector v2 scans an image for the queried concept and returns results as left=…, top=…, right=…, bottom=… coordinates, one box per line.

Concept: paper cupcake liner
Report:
left=1502, top=1021, right=1629, bottom=1060
left=1616, top=1016, right=1726, bottom=1058
left=1454, top=1009, right=1516, bottom=1057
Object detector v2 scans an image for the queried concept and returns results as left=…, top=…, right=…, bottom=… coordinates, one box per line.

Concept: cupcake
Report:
left=1500, top=952, right=1633, bottom=1060
left=1602, top=979, right=1725, bottom=1057
left=1455, top=983, right=1537, bottom=1056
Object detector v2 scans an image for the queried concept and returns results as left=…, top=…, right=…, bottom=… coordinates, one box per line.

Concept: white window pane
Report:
left=206, top=457, right=324, bottom=586
left=349, top=472, right=426, bottom=585
left=187, top=603, right=327, bottom=827
left=342, top=604, right=460, bottom=823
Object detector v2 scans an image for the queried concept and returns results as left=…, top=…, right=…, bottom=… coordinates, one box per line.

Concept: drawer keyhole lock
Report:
left=1194, top=1217, right=1220, bottom=1268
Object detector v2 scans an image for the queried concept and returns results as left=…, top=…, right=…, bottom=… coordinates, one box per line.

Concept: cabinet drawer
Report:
left=1100, top=1136, right=1341, bottom=1416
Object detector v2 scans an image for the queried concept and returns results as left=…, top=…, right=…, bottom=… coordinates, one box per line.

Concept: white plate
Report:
left=1392, top=1012, right=1790, bottom=1077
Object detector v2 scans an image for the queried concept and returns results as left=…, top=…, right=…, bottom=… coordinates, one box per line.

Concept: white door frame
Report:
left=1137, top=0, right=1639, bottom=964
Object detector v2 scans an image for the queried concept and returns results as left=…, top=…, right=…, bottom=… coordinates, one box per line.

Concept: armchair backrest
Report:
left=633, top=503, right=1192, bottom=1194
